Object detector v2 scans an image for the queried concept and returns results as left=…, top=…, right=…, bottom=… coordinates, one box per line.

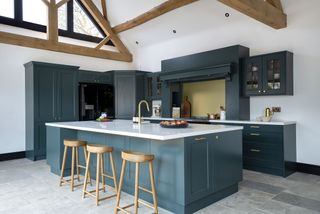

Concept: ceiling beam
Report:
left=101, top=0, right=107, bottom=19
left=0, top=31, right=132, bottom=62
left=79, top=0, right=131, bottom=55
left=218, top=0, right=287, bottom=29
left=113, top=0, right=199, bottom=34
left=266, top=0, right=283, bottom=11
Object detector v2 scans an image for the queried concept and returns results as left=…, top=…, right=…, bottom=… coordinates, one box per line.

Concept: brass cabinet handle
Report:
left=250, top=133, right=261, bottom=136
left=195, top=137, right=207, bottom=141
left=250, top=125, right=260, bottom=129
left=250, top=149, right=261, bottom=152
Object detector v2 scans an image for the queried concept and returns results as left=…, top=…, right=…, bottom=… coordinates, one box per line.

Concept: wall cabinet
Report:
left=78, top=70, right=113, bottom=84
left=114, top=71, right=145, bottom=119
left=25, top=62, right=79, bottom=160
left=185, top=131, right=242, bottom=203
left=244, top=51, right=293, bottom=96
left=145, top=72, right=162, bottom=100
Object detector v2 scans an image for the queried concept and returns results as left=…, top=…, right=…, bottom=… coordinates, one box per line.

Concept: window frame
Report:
left=0, top=0, right=113, bottom=46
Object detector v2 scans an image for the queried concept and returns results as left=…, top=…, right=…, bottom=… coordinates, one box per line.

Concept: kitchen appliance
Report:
left=172, top=107, right=181, bottom=118
left=79, top=83, right=114, bottom=121
left=152, top=100, right=162, bottom=118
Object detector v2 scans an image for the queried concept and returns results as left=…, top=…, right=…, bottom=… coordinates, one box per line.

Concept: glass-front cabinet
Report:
left=244, top=51, right=293, bottom=96
left=145, top=72, right=162, bottom=100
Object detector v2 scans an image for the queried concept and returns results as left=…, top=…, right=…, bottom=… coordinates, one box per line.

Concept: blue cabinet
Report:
left=25, top=62, right=79, bottom=160
left=244, top=51, right=293, bottom=96
left=145, top=72, right=162, bottom=100
left=78, top=70, right=113, bottom=84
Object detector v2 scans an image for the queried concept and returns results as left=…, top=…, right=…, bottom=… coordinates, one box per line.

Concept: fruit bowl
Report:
left=159, top=120, right=189, bottom=128
left=96, top=118, right=112, bottom=122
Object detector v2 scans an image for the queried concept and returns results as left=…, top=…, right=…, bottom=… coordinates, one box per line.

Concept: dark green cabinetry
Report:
left=114, top=71, right=145, bottom=119
left=244, top=51, right=293, bottom=96
left=242, top=124, right=296, bottom=177
left=25, top=62, right=79, bottom=160
left=185, top=131, right=242, bottom=204
left=78, top=70, right=113, bottom=84
left=145, top=72, right=162, bottom=100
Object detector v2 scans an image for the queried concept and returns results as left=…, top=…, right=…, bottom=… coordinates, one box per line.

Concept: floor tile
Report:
left=240, top=180, right=285, bottom=195
left=258, top=200, right=319, bottom=214
left=273, top=192, right=320, bottom=212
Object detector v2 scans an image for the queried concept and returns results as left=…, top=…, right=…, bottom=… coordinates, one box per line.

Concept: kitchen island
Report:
left=46, top=120, right=243, bottom=214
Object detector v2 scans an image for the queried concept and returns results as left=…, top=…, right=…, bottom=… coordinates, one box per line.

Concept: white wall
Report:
left=0, top=43, right=135, bottom=154
left=134, top=0, right=320, bottom=165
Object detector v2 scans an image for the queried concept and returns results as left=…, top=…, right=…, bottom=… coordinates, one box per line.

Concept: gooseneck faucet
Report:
left=138, top=100, right=150, bottom=124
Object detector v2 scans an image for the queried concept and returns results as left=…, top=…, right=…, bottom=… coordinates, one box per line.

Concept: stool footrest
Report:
left=138, top=199, right=155, bottom=209
left=138, top=186, right=153, bottom=194
left=102, top=173, right=114, bottom=179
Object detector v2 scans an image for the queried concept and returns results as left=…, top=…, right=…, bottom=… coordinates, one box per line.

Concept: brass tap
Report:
left=138, top=100, right=150, bottom=124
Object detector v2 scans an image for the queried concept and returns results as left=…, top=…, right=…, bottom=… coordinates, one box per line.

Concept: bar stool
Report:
left=59, top=139, right=91, bottom=191
left=115, top=151, right=158, bottom=214
left=83, top=144, right=118, bottom=206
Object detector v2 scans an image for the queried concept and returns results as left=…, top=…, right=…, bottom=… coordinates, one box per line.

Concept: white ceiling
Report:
left=92, top=0, right=291, bottom=49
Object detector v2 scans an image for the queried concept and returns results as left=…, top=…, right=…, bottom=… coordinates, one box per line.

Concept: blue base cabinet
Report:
left=25, top=62, right=79, bottom=161
left=46, top=126, right=243, bottom=214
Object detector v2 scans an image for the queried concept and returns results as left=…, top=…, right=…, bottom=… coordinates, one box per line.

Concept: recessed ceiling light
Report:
left=135, top=41, right=139, bottom=45
left=173, top=29, right=177, bottom=34
left=225, top=13, right=230, bottom=17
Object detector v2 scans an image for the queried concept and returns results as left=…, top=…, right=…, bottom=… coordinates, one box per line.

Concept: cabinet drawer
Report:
left=243, top=157, right=283, bottom=170
left=243, top=131, right=282, bottom=144
left=243, top=124, right=283, bottom=133
left=243, top=142, right=282, bottom=162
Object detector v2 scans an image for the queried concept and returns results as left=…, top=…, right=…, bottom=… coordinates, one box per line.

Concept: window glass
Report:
left=58, top=3, right=67, bottom=30
left=0, top=0, right=14, bottom=18
left=73, top=0, right=103, bottom=38
left=23, top=0, right=47, bottom=25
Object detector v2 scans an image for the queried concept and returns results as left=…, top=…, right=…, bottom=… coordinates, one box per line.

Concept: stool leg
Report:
left=76, top=147, right=80, bottom=182
left=149, top=161, right=158, bottom=214
left=59, top=145, right=68, bottom=186
left=71, top=147, right=75, bottom=191
left=83, top=152, right=91, bottom=199
left=96, top=153, right=101, bottom=206
left=101, top=154, right=106, bottom=192
left=110, top=152, right=118, bottom=193
left=83, top=147, right=92, bottom=185
left=115, top=159, right=126, bottom=214
left=134, top=162, right=140, bottom=214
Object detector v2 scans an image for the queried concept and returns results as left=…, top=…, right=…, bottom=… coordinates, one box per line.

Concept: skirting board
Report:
left=0, top=151, right=26, bottom=161
left=297, top=163, right=320, bottom=176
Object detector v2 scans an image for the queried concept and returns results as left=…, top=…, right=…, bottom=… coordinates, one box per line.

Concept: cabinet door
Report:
left=186, top=135, right=212, bottom=203
left=244, top=57, right=263, bottom=96
left=35, top=68, right=57, bottom=121
left=57, top=70, right=78, bottom=121
left=34, top=122, right=47, bottom=160
left=98, top=72, right=113, bottom=84
left=78, top=70, right=96, bottom=83
left=115, top=74, right=136, bottom=119
left=212, top=131, right=242, bottom=192
left=145, top=75, right=153, bottom=100
left=262, top=53, right=286, bottom=95
left=154, top=74, right=162, bottom=98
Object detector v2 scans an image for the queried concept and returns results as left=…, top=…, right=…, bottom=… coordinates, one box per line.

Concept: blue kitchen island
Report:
left=46, top=120, right=243, bottom=214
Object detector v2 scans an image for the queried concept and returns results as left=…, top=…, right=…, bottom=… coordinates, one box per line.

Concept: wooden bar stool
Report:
left=115, top=151, right=158, bottom=214
left=83, top=144, right=118, bottom=206
left=59, top=139, right=91, bottom=191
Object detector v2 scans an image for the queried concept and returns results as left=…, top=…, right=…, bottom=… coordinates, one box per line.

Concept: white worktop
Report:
left=145, top=117, right=296, bottom=126
left=45, top=120, right=243, bottom=141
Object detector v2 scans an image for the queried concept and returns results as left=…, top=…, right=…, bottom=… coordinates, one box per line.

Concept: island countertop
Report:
left=45, top=119, right=243, bottom=141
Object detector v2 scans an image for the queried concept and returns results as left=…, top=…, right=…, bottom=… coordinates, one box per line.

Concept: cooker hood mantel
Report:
left=160, top=63, right=234, bottom=83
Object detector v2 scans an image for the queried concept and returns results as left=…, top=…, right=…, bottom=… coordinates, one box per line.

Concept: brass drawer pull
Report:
left=250, top=149, right=261, bottom=152
left=195, top=137, right=207, bottom=141
left=250, top=125, right=260, bottom=129
left=250, top=133, right=261, bottom=136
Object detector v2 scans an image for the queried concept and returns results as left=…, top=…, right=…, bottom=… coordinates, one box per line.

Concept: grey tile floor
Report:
left=1, top=159, right=320, bottom=214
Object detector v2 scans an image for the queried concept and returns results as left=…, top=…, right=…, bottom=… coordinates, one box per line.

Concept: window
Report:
left=73, top=0, right=103, bottom=38
left=0, top=0, right=14, bottom=18
left=0, top=0, right=109, bottom=45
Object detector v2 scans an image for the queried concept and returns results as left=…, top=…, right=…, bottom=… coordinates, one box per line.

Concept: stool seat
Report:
left=64, top=139, right=87, bottom=147
left=86, top=144, right=113, bottom=154
left=121, top=151, right=154, bottom=163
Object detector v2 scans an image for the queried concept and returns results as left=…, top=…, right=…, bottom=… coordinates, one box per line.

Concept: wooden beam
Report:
left=42, top=0, right=49, bottom=6
left=56, top=0, right=71, bottom=8
left=79, top=0, right=131, bottom=55
left=101, top=0, right=107, bottom=19
left=0, top=31, right=132, bottom=62
left=47, top=0, right=58, bottom=43
left=266, top=0, right=283, bottom=11
left=113, top=0, right=199, bottom=34
left=95, top=36, right=110, bottom=49
left=218, top=0, right=286, bottom=29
